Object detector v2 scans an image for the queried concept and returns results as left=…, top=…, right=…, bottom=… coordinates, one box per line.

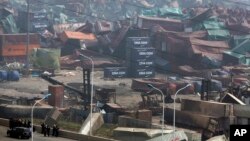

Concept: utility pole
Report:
left=26, top=0, right=30, bottom=74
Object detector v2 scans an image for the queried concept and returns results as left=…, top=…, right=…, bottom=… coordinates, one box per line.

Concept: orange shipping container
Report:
left=60, top=31, right=96, bottom=43
left=0, top=33, right=40, bottom=57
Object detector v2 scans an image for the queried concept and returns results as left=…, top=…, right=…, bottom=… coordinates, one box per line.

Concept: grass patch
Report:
left=57, top=120, right=82, bottom=132
left=94, top=124, right=118, bottom=138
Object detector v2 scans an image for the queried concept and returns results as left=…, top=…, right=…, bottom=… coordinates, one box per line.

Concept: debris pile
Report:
left=1, top=0, right=250, bottom=140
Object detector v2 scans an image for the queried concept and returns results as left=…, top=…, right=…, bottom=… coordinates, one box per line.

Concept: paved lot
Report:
left=0, top=125, right=77, bottom=141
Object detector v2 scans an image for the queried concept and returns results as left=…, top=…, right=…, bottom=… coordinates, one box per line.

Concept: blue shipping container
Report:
left=130, top=67, right=155, bottom=78
left=126, top=37, right=151, bottom=48
left=104, top=67, right=127, bottom=78
left=128, top=47, right=155, bottom=60
left=127, top=59, right=155, bottom=69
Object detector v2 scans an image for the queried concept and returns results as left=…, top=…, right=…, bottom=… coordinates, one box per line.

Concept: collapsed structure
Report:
left=0, top=0, right=250, bottom=141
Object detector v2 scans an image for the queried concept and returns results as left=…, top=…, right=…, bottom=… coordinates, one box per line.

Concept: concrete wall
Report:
left=118, top=116, right=151, bottom=128
left=79, top=113, right=104, bottom=135
left=181, top=99, right=233, bottom=117
left=0, top=104, right=53, bottom=119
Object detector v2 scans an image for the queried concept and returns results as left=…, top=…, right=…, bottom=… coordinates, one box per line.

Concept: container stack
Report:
left=126, top=37, right=155, bottom=78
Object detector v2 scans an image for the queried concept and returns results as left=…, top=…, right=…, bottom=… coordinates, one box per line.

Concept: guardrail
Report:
left=0, top=118, right=117, bottom=141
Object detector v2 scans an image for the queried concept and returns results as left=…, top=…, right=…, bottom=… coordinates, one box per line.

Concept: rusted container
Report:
left=48, top=85, right=64, bottom=108
left=124, top=111, right=136, bottom=119
left=60, top=31, right=96, bottom=43
left=136, top=109, right=152, bottom=122
left=0, top=34, right=40, bottom=57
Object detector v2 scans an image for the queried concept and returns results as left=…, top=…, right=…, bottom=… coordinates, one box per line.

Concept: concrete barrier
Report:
left=0, top=118, right=117, bottom=141
left=79, top=113, right=104, bottom=135
left=0, top=118, right=9, bottom=127
left=118, top=116, right=151, bottom=128
left=0, top=104, right=53, bottom=119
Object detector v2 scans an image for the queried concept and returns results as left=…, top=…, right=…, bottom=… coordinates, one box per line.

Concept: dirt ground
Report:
left=0, top=70, right=141, bottom=108
left=0, top=69, right=202, bottom=134
left=0, top=69, right=200, bottom=110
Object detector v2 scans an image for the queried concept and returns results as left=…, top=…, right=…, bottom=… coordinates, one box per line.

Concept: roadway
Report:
left=0, top=125, right=77, bottom=141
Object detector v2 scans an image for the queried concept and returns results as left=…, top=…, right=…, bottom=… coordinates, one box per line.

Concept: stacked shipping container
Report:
left=18, top=10, right=49, bottom=33
left=103, top=67, right=127, bottom=78
left=126, top=37, right=155, bottom=78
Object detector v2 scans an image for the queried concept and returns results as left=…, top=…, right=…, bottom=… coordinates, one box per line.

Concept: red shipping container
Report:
left=48, top=85, right=64, bottom=108
left=136, top=109, right=152, bottom=122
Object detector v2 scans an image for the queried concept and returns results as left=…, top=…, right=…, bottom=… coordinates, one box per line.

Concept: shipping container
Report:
left=18, top=10, right=49, bottom=33
left=127, top=28, right=151, bottom=37
left=104, top=67, right=127, bottom=78
left=33, top=11, right=47, bottom=20
left=127, top=47, right=155, bottom=61
left=31, top=21, right=49, bottom=32
left=127, top=58, right=155, bottom=69
left=129, top=67, right=155, bottom=78
left=94, top=21, right=113, bottom=35
left=60, top=31, right=97, bottom=43
left=19, top=10, right=48, bottom=21
left=0, top=34, right=40, bottom=57
left=48, top=85, right=64, bottom=108
left=126, top=37, right=151, bottom=48
left=136, top=110, right=152, bottom=122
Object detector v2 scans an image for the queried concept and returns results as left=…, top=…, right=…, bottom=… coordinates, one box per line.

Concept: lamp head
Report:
left=186, top=83, right=192, bottom=87
left=45, top=93, right=51, bottom=97
left=79, top=54, right=84, bottom=58
left=147, top=84, right=154, bottom=88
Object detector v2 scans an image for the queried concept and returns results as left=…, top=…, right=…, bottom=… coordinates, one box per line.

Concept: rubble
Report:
left=1, top=0, right=250, bottom=140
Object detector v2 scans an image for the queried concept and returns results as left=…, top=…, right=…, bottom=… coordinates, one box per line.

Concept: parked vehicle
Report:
left=7, top=127, right=31, bottom=139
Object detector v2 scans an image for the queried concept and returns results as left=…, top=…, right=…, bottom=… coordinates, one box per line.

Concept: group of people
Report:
left=9, top=118, right=31, bottom=129
left=41, top=123, right=59, bottom=137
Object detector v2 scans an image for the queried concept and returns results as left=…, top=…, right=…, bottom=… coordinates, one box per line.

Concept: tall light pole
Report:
left=147, top=84, right=165, bottom=141
left=31, top=93, right=51, bottom=141
left=26, top=0, right=30, bottom=74
left=173, top=83, right=192, bottom=139
left=79, top=53, right=94, bottom=136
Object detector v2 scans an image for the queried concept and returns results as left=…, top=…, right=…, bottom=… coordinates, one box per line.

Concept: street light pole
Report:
left=26, top=0, right=30, bottom=74
left=147, top=84, right=165, bottom=141
left=79, top=54, right=94, bottom=136
left=173, top=83, right=191, bottom=139
left=31, top=94, right=51, bottom=141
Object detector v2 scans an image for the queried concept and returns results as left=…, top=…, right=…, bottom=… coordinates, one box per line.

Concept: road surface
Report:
left=0, top=125, right=77, bottom=141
